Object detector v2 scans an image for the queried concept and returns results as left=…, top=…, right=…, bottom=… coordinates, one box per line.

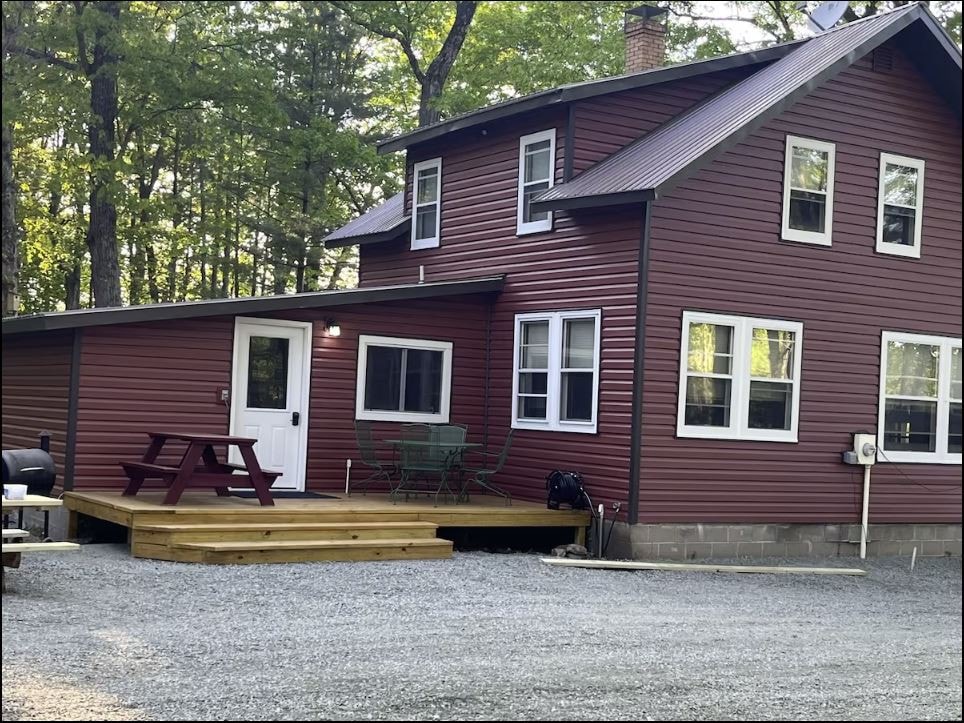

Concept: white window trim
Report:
left=355, top=334, right=452, bottom=423
left=875, top=153, right=925, bottom=259
left=411, top=157, right=442, bottom=250
left=677, top=311, right=803, bottom=443
left=781, top=135, right=835, bottom=246
left=511, top=309, right=601, bottom=434
left=877, top=331, right=961, bottom=465
left=516, top=129, right=556, bottom=236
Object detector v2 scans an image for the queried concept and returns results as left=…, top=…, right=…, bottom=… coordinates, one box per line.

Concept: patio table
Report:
left=120, top=431, right=277, bottom=506
left=384, top=439, right=482, bottom=506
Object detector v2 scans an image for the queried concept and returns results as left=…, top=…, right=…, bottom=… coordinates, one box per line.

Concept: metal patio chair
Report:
left=348, top=420, right=396, bottom=496
left=393, top=423, right=461, bottom=507
left=459, top=429, right=514, bottom=506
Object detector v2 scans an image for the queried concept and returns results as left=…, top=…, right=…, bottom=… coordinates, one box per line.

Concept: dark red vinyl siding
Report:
left=1, top=331, right=72, bottom=480
left=73, top=319, right=234, bottom=488
left=641, top=42, right=962, bottom=523
left=361, top=109, right=644, bottom=506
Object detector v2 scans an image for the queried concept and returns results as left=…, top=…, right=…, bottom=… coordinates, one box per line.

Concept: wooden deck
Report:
left=64, top=490, right=591, bottom=565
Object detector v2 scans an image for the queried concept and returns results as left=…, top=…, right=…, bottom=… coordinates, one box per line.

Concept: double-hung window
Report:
left=876, top=153, right=925, bottom=258
left=411, top=158, right=441, bottom=250
left=677, top=312, right=803, bottom=442
left=878, top=332, right=961, bottom=464
left=516, top=129, right=556, bottom=235
left=782, top=135, right=835, bottom=245
left=512, top=310, right=600, bottom=433
left=355, top=335, right=452, bottom=423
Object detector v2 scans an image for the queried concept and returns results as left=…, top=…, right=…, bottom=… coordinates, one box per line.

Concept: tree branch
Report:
left=330, top=0, right=425, bottom=82
left=18, top=46, right=80, bottom=71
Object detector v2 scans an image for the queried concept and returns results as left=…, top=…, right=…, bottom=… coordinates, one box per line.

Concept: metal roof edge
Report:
left=1, top=276, right=506, bottom=336
left=323, top=220, right=411, bottom=249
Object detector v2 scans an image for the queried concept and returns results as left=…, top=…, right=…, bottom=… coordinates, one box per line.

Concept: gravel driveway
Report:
left=1, top=545, right=961, bottom=721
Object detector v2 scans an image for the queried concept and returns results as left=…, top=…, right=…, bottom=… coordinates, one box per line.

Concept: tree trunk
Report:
left=417, top=1, right=478, bottom=127
left=1, top=122, right=18, bottom=315
left=64, top=262, right=82, bottom=310
left=84, top=1, right=123, bottom=307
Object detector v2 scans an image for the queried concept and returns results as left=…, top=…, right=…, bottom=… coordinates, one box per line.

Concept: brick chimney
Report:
left=625, top=6, right=668, bottom=73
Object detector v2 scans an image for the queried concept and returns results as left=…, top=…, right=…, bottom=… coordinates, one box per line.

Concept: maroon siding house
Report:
left=3, top=4, right=961, bottom=558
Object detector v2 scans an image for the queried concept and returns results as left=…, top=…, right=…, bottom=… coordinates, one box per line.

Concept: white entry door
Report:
left=230, top=318, right=311, bottom=491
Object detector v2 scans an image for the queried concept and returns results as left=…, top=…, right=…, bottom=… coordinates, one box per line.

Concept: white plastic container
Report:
left=3, top=483, right=28, bottom=500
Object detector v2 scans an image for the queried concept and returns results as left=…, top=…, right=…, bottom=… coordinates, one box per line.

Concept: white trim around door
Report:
left=230, top=317, right=312, bottom=491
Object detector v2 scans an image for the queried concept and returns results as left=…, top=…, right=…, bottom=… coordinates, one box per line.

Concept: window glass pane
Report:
left=414, top=206, right=437, bottom=241
left=883, top=163, right=918, bottom=207
left=563, top=318, right=595, bottom=369
left=684, top=378, right=731, bottom=427
left=883, top=399, right=937, bottom=453
left=520, top=321, right=549, bottom=368
left=518, top=396, right=547, bottom=420
left=790, top=146, right=828, bottom=191
left=951, top=347, right=961, bottom=401
left=525, top=142, right=551, bottom=183
left=789, top=189, right=826, bottom=233
left=247, top=337, right=289, bottom=409
left=522, top=181, right=550, bottom=224
left=687, top=323, right=732, bottom=374
left=949, top=403, right=962, bottom=454
left=402, top=349, right=443, bottom=414
left=881, top=206, right=916, bottom=246
left=518, top=372, right=547, bottom=395
left=364, top=346, right=402, bottom=411
left=561, top=372, right=593, bottom=421
left=416, top=167, right=438, bottom=204
left=748, top=381, right=792, bottom=430
left=885, top=341, right=939, bottom=397
left=750, top=328, right=795, bottom=379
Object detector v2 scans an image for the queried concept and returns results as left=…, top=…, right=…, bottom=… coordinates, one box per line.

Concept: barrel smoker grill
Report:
left=2, top=431, right=58, bottom=538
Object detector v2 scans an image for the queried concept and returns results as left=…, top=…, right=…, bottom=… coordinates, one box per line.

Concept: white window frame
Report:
left=875, top=153, right=925, bottom=259
left=511, top=309, right=601, bottom=434
left=677, top=311, right=804, bottom=443
left=877, top=331, right=961, bottom=465
left=411, top=157, right=442, bottom=250
left=355, top=334, right=452, bottom=423
left=516, top=129, right=556, bottom=236
left=781, top=135, right=835, bottom=246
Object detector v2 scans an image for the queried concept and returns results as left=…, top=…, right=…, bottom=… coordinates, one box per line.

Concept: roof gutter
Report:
left=324, top=220, right=411, bottom=249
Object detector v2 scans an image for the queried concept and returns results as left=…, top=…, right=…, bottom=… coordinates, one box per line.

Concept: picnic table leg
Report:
left=163, top=442, right=206, bottom=506
left=141, top=435, right=165, bottom=463
left=239, top=444, right=275, bottom=507
left=122, top=471, right=147, bottom=497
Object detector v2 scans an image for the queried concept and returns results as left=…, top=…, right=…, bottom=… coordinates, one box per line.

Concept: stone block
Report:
left=785, top=541, right=815, bottom=556
left=656, top=543, right=684, bottom=560
left=736, top=542, right=765, bottom=557
left=708, top=542, right=739, bottom=559
left=649, top=526, right=683, bottom=543
left=913, top=525, right=937, bottom=541
left=630, top=542, right=657, bottom=560
left=728, top=526, right=756, bottom=542
left=922, top=541, right=949, bottom=557
left=867, top=540, right=901, bottom=557
left=683, top=543, right=713, bottom=560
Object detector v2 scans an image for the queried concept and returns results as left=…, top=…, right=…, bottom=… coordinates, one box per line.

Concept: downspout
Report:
left=627, top=202, right=653, bottom=526
left=482, top=300, right=493, bottom=450
left=63, top=327, right=82, bottom=491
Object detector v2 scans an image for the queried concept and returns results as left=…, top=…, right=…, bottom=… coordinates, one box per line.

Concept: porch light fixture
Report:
left=324, top=318, right=341, bottom=337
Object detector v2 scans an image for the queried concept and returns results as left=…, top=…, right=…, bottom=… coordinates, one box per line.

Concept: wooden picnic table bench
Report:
left=120, top=431, right=279, bottom=506
left=2, top=495, right=79, bottom=589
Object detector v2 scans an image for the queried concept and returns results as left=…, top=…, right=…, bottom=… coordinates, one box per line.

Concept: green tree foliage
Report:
left=2, top=1, right=961, bottom=313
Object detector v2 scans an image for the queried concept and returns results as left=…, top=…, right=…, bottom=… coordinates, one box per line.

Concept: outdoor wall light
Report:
left=324, top=318, right=341, bottom=337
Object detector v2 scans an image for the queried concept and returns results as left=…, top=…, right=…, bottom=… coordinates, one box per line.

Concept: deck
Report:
left=64, top=490, right=591, bottom=564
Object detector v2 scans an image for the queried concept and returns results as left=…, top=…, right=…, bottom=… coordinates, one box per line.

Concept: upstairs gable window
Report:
left=517, top=129, right=556, bottom=235
left=411, top=158, right=442, bottom=250
left=781, top=135, right=835, bottom=246
left=876, top=153, right=925, bottom=258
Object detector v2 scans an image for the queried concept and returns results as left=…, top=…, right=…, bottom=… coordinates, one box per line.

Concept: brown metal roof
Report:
left=323, top=192, right=409, bottom=248
left=376, top=41, right=805, bottom=155
left=1, top=276, right=505, bottom=335
left=534, top=3, right=960, bottom=211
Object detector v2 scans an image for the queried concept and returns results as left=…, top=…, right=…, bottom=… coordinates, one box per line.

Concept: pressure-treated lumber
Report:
left=1, top=542, right=80, bottom=553
left=541, top=558, right=867, bottom=576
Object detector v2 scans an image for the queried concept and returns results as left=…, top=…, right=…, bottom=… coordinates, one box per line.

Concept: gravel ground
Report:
left=1, top=545, right=961, bottom=721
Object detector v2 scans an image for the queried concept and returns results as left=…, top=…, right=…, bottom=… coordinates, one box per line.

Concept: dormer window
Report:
left=412, top=158, right=441, bottom=250
left=876, top=153, right=924, bottom=258
left=517, top=129, right=556, bottom=235
left=781, top=135, right=835, bottom=246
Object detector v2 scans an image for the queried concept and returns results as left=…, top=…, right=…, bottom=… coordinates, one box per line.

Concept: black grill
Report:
left=2, top=432, right=57, bottom=497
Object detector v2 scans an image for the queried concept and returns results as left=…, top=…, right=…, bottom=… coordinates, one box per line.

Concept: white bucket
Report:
left=3, top=484, right=28, bottom=500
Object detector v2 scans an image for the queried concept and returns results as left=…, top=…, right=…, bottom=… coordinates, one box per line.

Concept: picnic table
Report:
left=120, top=431, right=278, bottom=506
left=2, top=495, right=79, bottom=588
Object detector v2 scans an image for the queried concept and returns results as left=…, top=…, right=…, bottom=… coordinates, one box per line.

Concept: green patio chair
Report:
left=459, top=429, right=514, bottom=506
left=348, top=420, right=396, bottom=496
left=393, top=423, right=459, bottom=506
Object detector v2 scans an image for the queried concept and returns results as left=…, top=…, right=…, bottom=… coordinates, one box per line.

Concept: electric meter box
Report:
left=853, top=433, right=877, bottom=465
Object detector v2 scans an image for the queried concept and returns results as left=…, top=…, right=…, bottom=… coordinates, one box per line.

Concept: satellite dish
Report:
left=805, top=1, right=850, bottom=33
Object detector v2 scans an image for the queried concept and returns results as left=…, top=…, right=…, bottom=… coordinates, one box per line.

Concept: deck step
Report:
left=132, top=521, right=439, bottom=544
left=134, top=537, right=453, bottom=564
